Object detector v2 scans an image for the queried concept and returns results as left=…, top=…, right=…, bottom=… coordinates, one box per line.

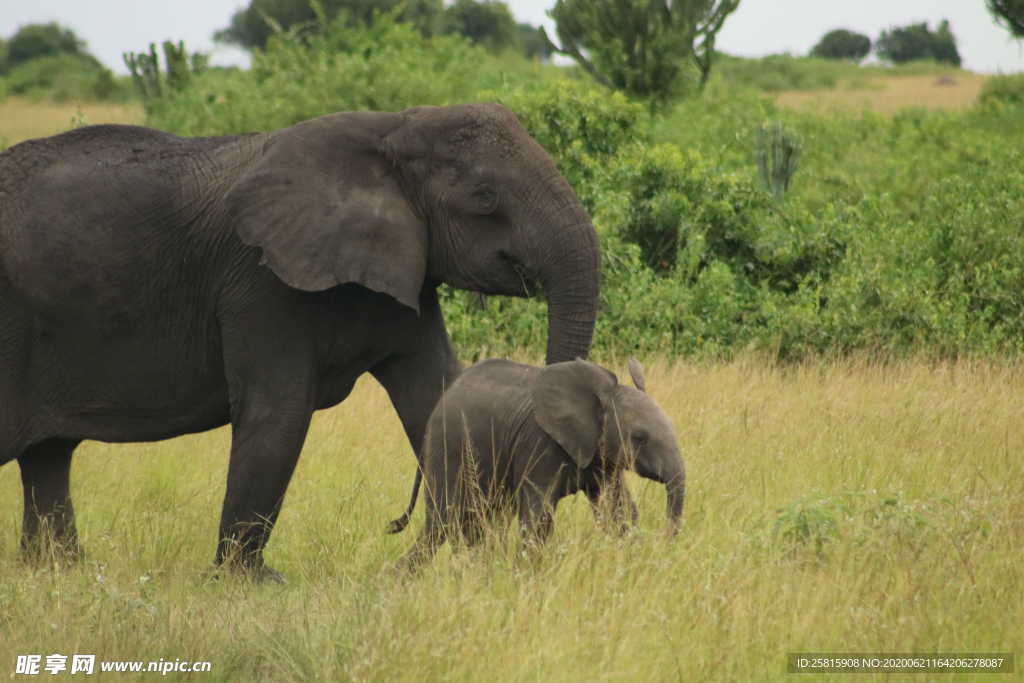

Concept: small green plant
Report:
left=771, top=494, right=847, bottom=559
left=756, top=120, right=801, bottom=202
left=69, top=107, right=90, bottom=129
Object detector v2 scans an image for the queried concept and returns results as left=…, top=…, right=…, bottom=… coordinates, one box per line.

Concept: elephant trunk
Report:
left=538, top=217, right=600, bottom=365
left=635, top=449, right=686, bottom=536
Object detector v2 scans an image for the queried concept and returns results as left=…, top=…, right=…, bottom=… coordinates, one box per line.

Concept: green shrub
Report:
left=597, top=144, right=765, bottom=273
left=596, top=143, right=839, bottom=288
left=3, top=53, right=129, bottom=101
left=145, top=11, right=522, bottom=136
left=979, top=72, right=1024, bottom=108
left=809, top=29, right=871, bottom=62
left=761, top=491, right=972, bottom=561
left=129, top=8, right=1024, bottom=363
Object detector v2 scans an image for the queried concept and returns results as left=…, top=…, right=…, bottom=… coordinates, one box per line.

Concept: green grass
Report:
left=1, top=358, right=1020, bottom=680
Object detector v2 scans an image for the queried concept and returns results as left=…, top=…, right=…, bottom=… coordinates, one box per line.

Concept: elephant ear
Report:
left=628, top=357, right=647, bottom=393
left=223, top=112, right=427, bottom=312
left=532, top=359, right=618, bottom=469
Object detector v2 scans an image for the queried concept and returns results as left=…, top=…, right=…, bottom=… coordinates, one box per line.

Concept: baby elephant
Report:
left=396, top=357, right=685, bottom=570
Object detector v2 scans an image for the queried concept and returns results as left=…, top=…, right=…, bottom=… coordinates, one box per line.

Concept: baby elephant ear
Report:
left=628, top=357, right=647, bottom=393
left=532, top=359, right=618, bottom=469
left=223, top=111, right=427, bottom=312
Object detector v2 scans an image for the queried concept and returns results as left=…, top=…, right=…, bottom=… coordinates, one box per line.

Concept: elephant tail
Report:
left=386, top=466, right=422, bottom=534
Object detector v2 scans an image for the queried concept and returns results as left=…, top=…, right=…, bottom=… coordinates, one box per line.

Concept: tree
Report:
left=931, top=20, right=960, bottom=66
left=810, top=29, right=871, bottom=62
left=0, top=38, right=8, bottom=74
left=987, top=0, right=1024, bottom=38
left=7, top=22, right=86, bottom=69
left=544, top=0, right=741, bottom=107
left=441, top=0, right=518, bottom=53
left=875, top=20, right=961, bottom=66
left=214, top=0, right=443, bottom=49
left=518, top=23, right=552, bottom=61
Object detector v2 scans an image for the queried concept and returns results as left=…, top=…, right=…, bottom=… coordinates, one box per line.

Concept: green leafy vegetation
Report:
left=545, top=0, right=740, bottom=106
left=124, top=41, right=208, bottom=113
left=987, top=0, right=1024, bottom=38
left=979, top=71, right=1024, bottom=106
left=5, top=22, right=87, bottom=68
left=0, top=22, right=132, bottom=103
left=441, top=0, right=518, bottom=53
left=2, top=53, right=129, bottom=102
left=215, top=0, right=543, bottom=59
left=143, top=10, right=554, bottom=136
left=809, top=28, right=871, bottom=62
left=214, top=0, right=445, bottom=49
left=876, top=20, right=961, bottom=66
left=122, top=11, right=1024, bottom=363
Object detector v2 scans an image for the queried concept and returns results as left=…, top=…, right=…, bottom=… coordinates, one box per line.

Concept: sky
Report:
left=1, top=1, right=1022, bottom=75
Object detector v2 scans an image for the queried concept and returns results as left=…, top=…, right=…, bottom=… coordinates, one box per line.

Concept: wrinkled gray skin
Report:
left=0, top=103, right=601, bottom=580
left=396, top=358, right=685, bottom=571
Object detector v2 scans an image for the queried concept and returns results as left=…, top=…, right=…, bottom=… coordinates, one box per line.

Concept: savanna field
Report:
left=3, top=14, right=1024, bottom=681
left=1, top=360, right=1022, bottom=680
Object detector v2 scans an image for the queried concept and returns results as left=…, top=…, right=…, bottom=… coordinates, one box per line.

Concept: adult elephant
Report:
left=0, top=103, right=600, bottom=580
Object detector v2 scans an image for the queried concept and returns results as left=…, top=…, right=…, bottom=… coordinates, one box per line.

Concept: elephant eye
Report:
left=631, top=430, right=649, bottom=447
left=470, top=185, right=498, bottom=215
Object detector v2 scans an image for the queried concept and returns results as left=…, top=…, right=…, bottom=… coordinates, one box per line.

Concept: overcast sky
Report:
left=1, top=1, right=1022, bottom=75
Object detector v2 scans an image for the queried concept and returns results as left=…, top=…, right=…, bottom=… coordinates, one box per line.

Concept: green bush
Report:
left=979, top=72, right=1024, bottom=108
left=2, top=53, right=130, bottom=101
left=760, top=491, right=973, bottom=562
left=876, top=20, right=961, bottom=67
left=809, top=29, right=871, bottom=62
left=145, top=10, right=538, bottom=136
left=131, top=9, right=1024, bottom=362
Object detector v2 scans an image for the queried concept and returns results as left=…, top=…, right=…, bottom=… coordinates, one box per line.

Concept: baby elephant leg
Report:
left=396, top=515, right=444, bottom=573
left=586, top=472, right=638, bottom=536
left=517, top=487, right=556, bottom=561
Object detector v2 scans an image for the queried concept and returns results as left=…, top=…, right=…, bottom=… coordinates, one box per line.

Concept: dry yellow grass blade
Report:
left=0, top=357, right=1021, bottom=680
left=775, top=73, right=989, bottom=114
left=0, top=97, right=143, bottom=145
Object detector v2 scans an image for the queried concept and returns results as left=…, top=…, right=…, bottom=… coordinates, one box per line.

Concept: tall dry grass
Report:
left=0, top=97, right=142, bottom=146
left=1, top=358, right=1020, bottom=680
left=775, top=73, right=988, bottom=114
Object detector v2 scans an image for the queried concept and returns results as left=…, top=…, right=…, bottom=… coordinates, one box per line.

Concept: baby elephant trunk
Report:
left=634, top=449, right=686, bottom=536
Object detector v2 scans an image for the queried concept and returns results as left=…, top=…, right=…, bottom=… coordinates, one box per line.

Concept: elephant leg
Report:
left=371, top=296, right=461, bottom=528
left=18, top=438, right=82, bottom=560
left=586, top=472, right=638, bottom=536
left=517, top=487, right=556, bottom=556
left=216, top=301, right=318, bottom=581
left=396, top=515, right=445, bottom=573
left=215, top=396, right=313, bottom=581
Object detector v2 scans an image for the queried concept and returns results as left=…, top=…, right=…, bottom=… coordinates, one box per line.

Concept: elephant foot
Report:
left=205, top=562, right=285, bottom=584
left=20, top=533, right=83, bottom=567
